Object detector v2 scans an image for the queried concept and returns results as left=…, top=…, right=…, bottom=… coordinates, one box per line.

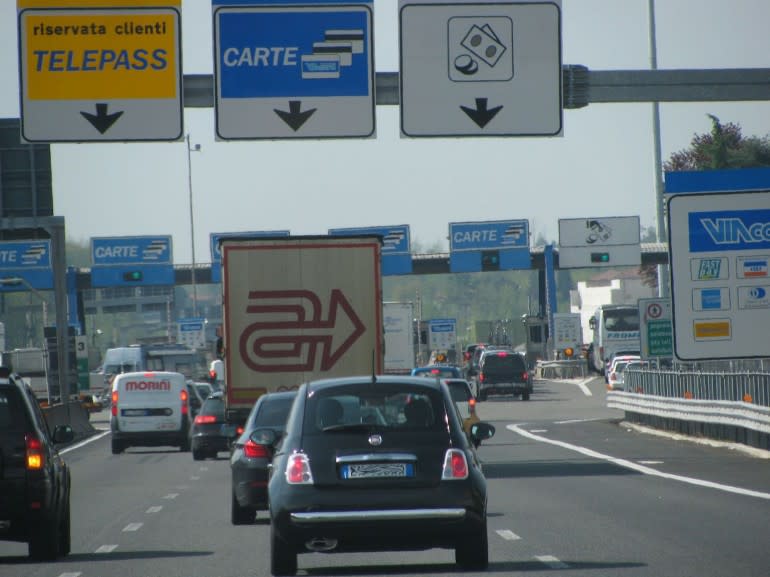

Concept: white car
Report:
left=606, top=355, right=641, bottom=390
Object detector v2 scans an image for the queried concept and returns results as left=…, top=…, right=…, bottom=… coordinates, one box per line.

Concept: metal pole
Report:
left=648, top=0, right=670, bottom=297
left=186, top=134, right=200, bottom=317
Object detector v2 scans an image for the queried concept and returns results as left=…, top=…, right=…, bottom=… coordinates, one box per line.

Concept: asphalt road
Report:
left=1, top=376, right=768, bottom=577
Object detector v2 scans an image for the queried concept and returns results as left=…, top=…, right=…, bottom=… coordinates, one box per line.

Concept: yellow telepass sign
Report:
left=18, top=0, right=182, bottom=142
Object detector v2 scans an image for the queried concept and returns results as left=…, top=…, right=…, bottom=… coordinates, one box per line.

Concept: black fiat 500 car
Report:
left=267, top=375, right=495, bottom=576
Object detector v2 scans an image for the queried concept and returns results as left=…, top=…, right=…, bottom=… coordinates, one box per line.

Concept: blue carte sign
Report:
left=329, top=225, right=412, bottom=276
left=449, top=220, right=530, bottom=273
left=214, top=0, right=371, bottom=99
left=0, top=240, right=53, bottom=290
left=91, top=236, right=172, bottom=266
left=449, top=220, right=529, bottom=252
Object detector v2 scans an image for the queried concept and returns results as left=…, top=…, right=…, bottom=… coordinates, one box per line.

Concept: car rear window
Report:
left=254, top=397, right=295, bottom=428
left=415, top=368, right=458, bottom=378
left=445, top=382, right=472, bottom=403
left=481, top=353, right=526, bottom=373
left=199, top=397, right=225, bottom=417
left=306, top=384, right=445, bottom=433
left=0, top=386, right=27, bottom=431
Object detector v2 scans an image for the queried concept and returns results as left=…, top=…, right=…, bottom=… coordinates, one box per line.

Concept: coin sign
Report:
left=647, top=303, right=663, bottom=319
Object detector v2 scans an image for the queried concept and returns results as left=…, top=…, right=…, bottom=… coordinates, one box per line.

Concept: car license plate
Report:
left=122, top=409, right=148, bottom=417
left=342, top=463, right=413, bottom=479
left=220, top=424, right=236, bottom=437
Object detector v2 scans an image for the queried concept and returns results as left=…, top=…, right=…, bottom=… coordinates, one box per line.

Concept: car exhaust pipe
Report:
left=305, top=537, right=338, bottom=552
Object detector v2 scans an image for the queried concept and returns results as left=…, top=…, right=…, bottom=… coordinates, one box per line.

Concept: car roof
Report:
left=258, top=390, right=298, bottom=401
left=305, top=375, right=445, bottom=393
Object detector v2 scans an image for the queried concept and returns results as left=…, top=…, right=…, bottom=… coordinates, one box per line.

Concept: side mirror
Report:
left=469, top=422, right=495, bottom=444
left=52, top=424, right=75, bottom=444
left=249, top=428, right=277, bottom=447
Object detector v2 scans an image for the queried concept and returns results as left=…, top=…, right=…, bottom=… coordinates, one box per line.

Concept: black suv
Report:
left=0, top=367, right=74, bottom=560
left=476, top=350, right=532, bottom=401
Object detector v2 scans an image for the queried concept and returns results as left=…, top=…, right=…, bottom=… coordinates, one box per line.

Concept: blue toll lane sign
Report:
left=0, top=240, right=53, bottom=290
left=209, top=230, right=290, bottom=282
left=329, top=225, right=412, bottom=276
left=213, top=0, right=375, bottom=140
left=90, top=236, right=174, bottom=287
left=449, top=219, right=530, bottom=273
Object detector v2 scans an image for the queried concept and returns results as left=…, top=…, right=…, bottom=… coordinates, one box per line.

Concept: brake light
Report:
left=442, top=449, right=468, bottom=480
left=468, top=398, right=476, bottom=414
left=464, top=352, right=471, bottom=361
left=285, top=452, right=313, bottom=484
left=496, top=351, right=507, bottom=357
left=111, top=390, right=118, bottom=416
left=194, top=414, right=217, bottom=425
left=209, top=369, right=217, bottom=380
left=522, top=371, right=529, bottom=382
left=430, top=369, right=440, bottom=375
left=236, top=426, right=244, bottom=436
left=244, top=439, right=270, bottom=458
left=180, top=389, right=189, bottom=415
left=25, top=434, right=44, bottom=470
left=478, top=372, right=485, bottom=382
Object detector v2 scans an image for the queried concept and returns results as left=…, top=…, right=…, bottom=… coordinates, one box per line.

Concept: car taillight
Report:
left=468, top=397, right=476, bottom=414
left=236, top=426, right=244, bottom=436
left=244, top=439, right=270, bottom=458
left=442, top=449, right=468, bottom=480
left=180, top=389, right=189, bottom=415
left=478, top=372, right=485, bottom=382
left=194, top=414, right=217, bottom=425
left=464, top=352, right=471, bottom=361
left=111, top=390, right=118, bottom=416
left=610, top=372, right=617, bottom=381
left=522, top=371, right=529, bottom=382
left=285, top=452, right=313, bottom=485
left=25, top=434, right=44, bottom=470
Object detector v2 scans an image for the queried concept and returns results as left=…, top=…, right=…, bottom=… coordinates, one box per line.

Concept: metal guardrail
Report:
left=534, top=359, right=586, bottom=380
left=625, top=369, right=770, bottom=407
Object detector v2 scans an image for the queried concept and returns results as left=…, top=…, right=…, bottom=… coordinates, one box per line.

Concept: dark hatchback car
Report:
left=267, top=376, right=495, bottom=576
left=190, top=391, right=235, bottom=460
left=230, top=390, right=297, bottom=525
left=0, top=367, right=74, bottom=560
left=476, top=349, right=531, bottom=401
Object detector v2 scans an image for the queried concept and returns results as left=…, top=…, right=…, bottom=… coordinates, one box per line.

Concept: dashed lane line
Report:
left=496, top=529, right=521, bottom=541
left=146, top=506, right=163, bottom=514
left=95, top=544, right=118, bottom=553
left=536, top=555, right=570, bottom=569
left=122, top=523, right=143, bottom=532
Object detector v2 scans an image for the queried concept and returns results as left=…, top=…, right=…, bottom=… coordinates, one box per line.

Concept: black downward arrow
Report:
left=274, top=101, right=317, bottom=132
left=80, top=103, right=124, bottom=134
left=460, top=98, right=503, bottom=128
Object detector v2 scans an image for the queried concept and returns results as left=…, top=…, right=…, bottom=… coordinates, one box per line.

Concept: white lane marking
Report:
left=146, top=506, right=163, bottom=514
left=555, top=418, right=605, bottom=425
left=176, top=485, right=190, bottom=490
left=190, top=475, right=200, bottom=481
left=529, top=429, right=548, bottom=433
left=60, top=430, right=111, bottom=454
left=58, top=572, right=82, bottom=577
left=199, top=466, right=209, bottom=471
left=122, top=523, right=143, bottom=532
left=536, top=554, right=569, bottom=569
left=575, top=378, right=594, bottom=397
left=496, top=529, right=521, bottom=541
left=508, top=424, right=770, bottom=500
left=639, top=460, right=664, bottom=465
left=163, top=493, right=179, bottom=499
left=95, top=544, right=118, bottom=553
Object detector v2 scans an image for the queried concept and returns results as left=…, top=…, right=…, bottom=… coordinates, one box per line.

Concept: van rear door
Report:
left=114, top=372, right=185, bottom=432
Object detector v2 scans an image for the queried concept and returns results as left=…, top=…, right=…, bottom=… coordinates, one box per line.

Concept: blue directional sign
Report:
left=0, top=240, right=53, bottom=290
left=210, top=230, right=290, bottom=282
left=329, top=225, right=412, bottom=275
left=449, top=219, right=530, bottom=272
left=213, top=0, right=375, bottom=139
left=90, top=236, right=174, bottom=287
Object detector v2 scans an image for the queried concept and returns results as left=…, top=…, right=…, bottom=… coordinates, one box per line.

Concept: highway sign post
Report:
left=668, top=187, right=770, bottom=360
left=17, top=0, right=183, bottom=142
left=638, top=297, right=672, bottom=359
left=558, top=216, right=641, bottom=268
left=399, top=0, right=562, bottom=137
left=213, top=0, right=375, bottom=140
left=449, top=219, right=530, bottom=272
left=90, top=236, right=174, bottom=287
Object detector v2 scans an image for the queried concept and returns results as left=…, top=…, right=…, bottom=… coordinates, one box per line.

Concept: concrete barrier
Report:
left=42, top=401, right=96, bottom=440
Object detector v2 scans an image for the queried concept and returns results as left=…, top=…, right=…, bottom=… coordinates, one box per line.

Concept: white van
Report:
left=109, top=371, right=191, bottom=455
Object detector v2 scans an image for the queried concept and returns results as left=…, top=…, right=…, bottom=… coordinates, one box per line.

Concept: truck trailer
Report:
left=220, top=235, right=384, bottom=426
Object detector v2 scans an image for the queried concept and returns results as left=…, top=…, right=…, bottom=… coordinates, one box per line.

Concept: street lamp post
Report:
left=186, top=134, right=201, bottom=317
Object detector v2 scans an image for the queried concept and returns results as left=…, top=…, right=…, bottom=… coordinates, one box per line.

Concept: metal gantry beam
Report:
left=182, top=66, right=770, bottom=109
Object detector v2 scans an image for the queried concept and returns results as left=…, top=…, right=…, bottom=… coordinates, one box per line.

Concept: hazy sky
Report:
left=2, top=0, right=769, bottom=264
